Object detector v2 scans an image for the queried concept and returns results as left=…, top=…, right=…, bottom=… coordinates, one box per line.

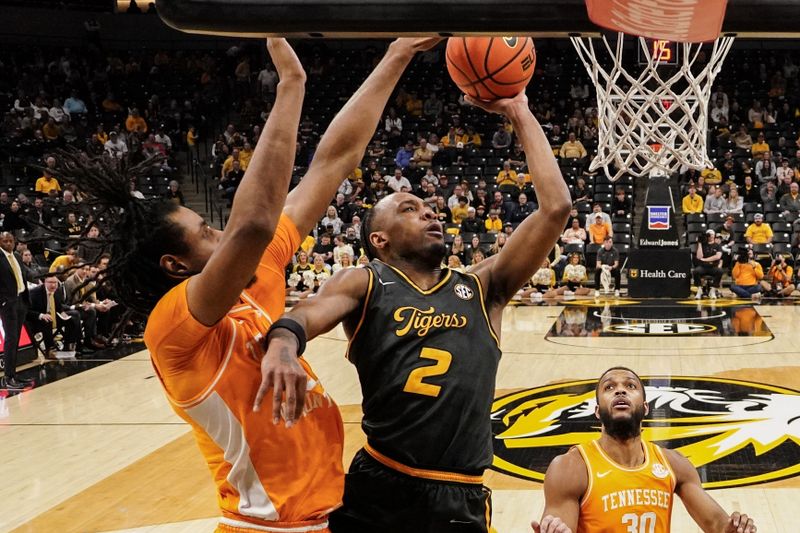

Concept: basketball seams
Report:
left=446, top=37, right=535, bottom=98
left=461, top=37, right=502, bottom=100
left=445, top=46, right=480, bottom=99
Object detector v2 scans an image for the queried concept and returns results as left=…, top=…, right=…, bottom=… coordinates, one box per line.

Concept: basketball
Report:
left=445, top=37, right=536, bottom=101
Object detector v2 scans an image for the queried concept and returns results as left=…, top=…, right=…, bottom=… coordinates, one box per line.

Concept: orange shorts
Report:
left=216, top=517, right=330, bottom=533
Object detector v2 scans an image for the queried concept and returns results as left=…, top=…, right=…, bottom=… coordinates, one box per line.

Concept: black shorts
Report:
left=329, top=449, right=493, bottom=533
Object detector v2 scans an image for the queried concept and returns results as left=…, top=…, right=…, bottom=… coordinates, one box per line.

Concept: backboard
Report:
left=155, top=0, right=800, bottom=39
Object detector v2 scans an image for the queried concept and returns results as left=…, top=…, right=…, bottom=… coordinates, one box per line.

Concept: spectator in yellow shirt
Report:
left=485, top=209, right=503, bottom=233
left=559, top=132, right=588, bottom=160
left=49, top=245, right=79, bottom=274
left=220, top=149, right=245, bottom=179
left=451, top=196, right=469, bottom=224
left=701, top=166, right=722, bottom=185
left=186, top=126, right=198, bottom=147
left=405, top=92, right=423, bottom=117
left=744, top=213, right=773, bottom=244
left=496, top=161, right=518, bottom=186
left=463, top=126, right=482, bottom=147
left=35, top=170, right=61, bottom=195
left=42, top=117, right=61, bottom=140
left=125, top=108, right=148, bottom=134
left=239, top=142, right=254, bottom=168
left=751, top=133, right=770, bottom=157
left=682, top=185, right=704, bottom=214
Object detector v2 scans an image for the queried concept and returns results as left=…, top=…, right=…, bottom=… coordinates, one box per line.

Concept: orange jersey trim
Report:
left=364, top=443, right=484, bottom=485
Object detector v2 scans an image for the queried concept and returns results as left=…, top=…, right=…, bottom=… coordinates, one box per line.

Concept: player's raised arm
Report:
left=283, top=38, right=441, bottom=238
left=252, top=267, right=370, bottom=421
left=664, top=449, right=757, bottom=533
left=187, top=39, right=304, bottom=326
left=467, top=93, right=571, bottom=307
left=530, top=449, right=583, bottom=533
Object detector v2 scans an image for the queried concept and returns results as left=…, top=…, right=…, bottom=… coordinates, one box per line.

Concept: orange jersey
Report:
left=576, top=439, right=675, bottom=533
left=145, top=214, right=344, bottom=532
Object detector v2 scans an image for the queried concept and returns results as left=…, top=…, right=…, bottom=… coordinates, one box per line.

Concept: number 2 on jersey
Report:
left=403, top=347, right=452, bottom=397
left=622, top=512, right=656, bottom=533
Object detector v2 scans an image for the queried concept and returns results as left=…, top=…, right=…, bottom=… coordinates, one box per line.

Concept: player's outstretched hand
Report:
left=252, top=330, right=308, bottom=428
left=391, top=37, right=444, bottom=55
left=531, top=516, right=573, bottom=533
left=465, top=92, right=529, bottom=117
left=266, top=38, right=305, bottom=83
left=724, top=512, right=756, bottom=533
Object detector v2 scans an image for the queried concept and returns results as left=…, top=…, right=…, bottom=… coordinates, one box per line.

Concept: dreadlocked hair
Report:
left=50, top=149, right=189, bottom=315
left=359, top=206, right=377, bottom=260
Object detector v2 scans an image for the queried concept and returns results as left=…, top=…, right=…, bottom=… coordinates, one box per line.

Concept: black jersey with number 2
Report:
left=347, top=260, right=502, bottom=475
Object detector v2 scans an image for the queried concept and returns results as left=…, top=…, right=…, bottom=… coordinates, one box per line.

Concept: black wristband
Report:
left=267, top=317, right=307, bottom=356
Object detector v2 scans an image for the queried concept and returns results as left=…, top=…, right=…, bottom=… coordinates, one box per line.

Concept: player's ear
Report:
left=643, top=399, right=650, bottom=417
left=160, top=254, right=192, bottom=279
left=594, top=404, right=600, bottom=420
left=370, top=231, right=389, bottom=253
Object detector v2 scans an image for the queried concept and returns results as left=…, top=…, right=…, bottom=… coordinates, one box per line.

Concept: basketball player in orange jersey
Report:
left=55, top=37, right=440, bottom=533
left=531, top=367, right=757, bottom=533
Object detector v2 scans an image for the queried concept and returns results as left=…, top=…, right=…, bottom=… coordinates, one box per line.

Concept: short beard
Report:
left=598, top=402, right=646, bottom=441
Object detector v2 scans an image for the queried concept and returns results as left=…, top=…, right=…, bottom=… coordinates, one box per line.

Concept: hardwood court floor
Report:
left=2, top=300, right=799, bottom=533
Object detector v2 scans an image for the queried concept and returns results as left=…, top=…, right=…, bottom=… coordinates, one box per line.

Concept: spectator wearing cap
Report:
left=588, top=214, right=612, bottom=244
left=104, top=131, right=127, bottom=159
left=386, top=168, right=412, bottom=193
left=35, top=169, right=61, bottom=195
left=584, top=203, right=611, bottom=229
left=693, top=229, right=723, bottom=299
left=395, top=141, right=414, bottom=169
left=703, top=186, right=727, bottom=214
left=744, top=213, right=773, bottom=244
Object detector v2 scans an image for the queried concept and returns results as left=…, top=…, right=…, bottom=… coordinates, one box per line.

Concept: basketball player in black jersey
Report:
left=255, top=92, right=571, bottom=532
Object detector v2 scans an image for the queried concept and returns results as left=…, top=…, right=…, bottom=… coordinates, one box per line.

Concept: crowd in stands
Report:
left=0, top=42, right=222, bottom=352
left=205, top=41, right=639, bottom=300
left=679, top=50, right=800, bottom=299
left=5, top=38, right=800, bottom=316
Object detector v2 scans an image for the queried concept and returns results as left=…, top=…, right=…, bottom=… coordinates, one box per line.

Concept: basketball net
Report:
left=571, top=33, right=735, bottom=181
